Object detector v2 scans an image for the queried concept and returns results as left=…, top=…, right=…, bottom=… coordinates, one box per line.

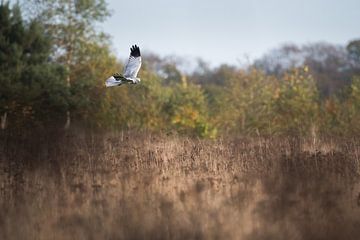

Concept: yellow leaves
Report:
left=172, top=105, right=199, bottom=128
left=171, top=116, right=180, bottom=124
left=273, top=88, right=281, bottom=99
left=324, top=98, right=338, bottom=116
left=304, top=65, right=309, bottom=73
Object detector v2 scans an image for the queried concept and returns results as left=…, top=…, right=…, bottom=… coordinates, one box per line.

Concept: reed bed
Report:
left=1, top=129, right=360, bottom=240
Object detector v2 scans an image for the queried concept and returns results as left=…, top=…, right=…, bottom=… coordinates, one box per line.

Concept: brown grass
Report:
left=1, top=129, right=360, bottom=240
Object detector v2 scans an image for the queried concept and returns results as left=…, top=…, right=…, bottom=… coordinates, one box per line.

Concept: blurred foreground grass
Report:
left=1, top=130, right=360, bottom=240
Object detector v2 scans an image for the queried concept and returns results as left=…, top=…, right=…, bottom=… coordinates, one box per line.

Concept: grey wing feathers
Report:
left=123, top=45, right=142, bottom=78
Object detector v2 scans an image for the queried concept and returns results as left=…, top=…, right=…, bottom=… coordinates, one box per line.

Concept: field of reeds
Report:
left=1, top=129, right=360, bottom=240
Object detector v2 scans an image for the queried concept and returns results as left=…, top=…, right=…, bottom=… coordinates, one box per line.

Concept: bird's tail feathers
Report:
left=105, top=76, right=122, bottom=87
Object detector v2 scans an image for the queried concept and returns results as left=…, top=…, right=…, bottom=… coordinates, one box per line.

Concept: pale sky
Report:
left=103, top=0, right=360, bottom=67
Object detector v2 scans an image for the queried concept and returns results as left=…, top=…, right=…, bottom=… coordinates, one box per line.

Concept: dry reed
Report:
left=1, top=129, right=360, bottom=240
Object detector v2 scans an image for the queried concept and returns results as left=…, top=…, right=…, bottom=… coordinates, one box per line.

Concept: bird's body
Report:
left=105, top=45, right=142, bottom=87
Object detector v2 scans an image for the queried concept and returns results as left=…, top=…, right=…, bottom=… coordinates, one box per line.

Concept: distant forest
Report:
left=1, top=1, right=360, bottom=137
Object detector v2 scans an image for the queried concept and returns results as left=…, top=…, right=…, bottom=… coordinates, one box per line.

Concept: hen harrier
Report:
left=105, top=45, right=142, bottom=87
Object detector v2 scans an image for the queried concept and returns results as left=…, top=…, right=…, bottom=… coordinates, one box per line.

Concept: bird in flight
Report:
left=105, top=45, right=142, bottom=87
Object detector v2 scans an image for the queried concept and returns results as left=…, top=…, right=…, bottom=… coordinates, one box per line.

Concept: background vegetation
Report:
left=1, top=1, right=360, bottom=138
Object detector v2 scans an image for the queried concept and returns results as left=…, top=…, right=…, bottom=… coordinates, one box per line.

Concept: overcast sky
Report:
left=102, top=0, right=360, bottom=67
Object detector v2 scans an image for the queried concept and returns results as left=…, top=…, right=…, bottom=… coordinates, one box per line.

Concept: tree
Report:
left=254, top=43, right=353, bottom=97
left=346, top=76, right=360, bottom=134
left=0, top=2, right=67, bottom=129
left=163, top=81, right=216, bottom=138
left=69, top=41, right=120, bottom=128
left=24, top=0, right=111, bottom=128
left=271, top=67, right=319, bottom=135
left=303, top=43, right=351, bottom=97
left=214, top=68, right=276, bottom=135
left=347, top=40, right=360, bottom=63
left=254, top=44, right=303, bottom=76
left=104, top=67, right=169, bottom=131
left=346, top=39, right=360, bottom=75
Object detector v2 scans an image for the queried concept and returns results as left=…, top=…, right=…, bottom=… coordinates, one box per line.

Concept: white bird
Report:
left=105, top=45, right=142, bottom=87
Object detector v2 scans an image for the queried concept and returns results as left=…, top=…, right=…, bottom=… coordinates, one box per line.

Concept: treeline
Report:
left=1, top=1, right=360, bottom=137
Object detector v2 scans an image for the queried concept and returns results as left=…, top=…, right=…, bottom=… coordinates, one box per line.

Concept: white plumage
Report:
left=105, top=45, right=142, bottom=87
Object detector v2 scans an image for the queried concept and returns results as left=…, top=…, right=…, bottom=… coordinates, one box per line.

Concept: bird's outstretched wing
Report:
left=123, top=45, right=142, bottom=79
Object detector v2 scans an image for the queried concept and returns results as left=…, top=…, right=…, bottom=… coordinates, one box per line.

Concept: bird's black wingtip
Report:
left=130, top=44, right=141, bottom=57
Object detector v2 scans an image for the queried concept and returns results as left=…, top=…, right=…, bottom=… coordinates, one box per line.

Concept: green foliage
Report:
left=223, top=68, right=276, bottom=134
left=2, top=2, right=360, bottom=137
left=165, top=82, right=217, bottom=138
left=22, top=0, right=111, bottom=128
left=0, top=3, right=67, bottom=127
left=68, top=41, right=118, bottom=125
left=347, top=40, right=360, bottom=63
left=346, top=76, right=360, bottom=133
left=271, top=67, right=319, bottom=135
left=205, top=67, right=319, bottom=136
